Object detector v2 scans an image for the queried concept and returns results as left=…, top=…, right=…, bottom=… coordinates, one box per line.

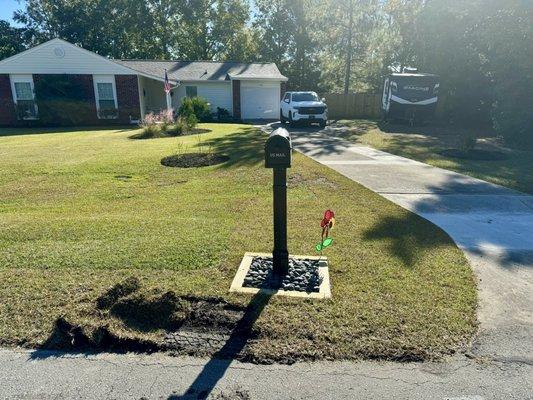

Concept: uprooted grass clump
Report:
left=96, top=276, right=140, bottom=309
left=0, top=124, right=477, bottom=363
left=97, top=279, right=246, bottom=334
left=39, top=278, right=254, bottom=358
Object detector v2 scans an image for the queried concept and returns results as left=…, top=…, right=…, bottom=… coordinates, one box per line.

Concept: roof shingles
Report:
left=114, top=60, right=287, bottom=82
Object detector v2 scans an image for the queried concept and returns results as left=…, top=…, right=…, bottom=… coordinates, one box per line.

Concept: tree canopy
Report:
left=0, top=20, right=27, bottom=60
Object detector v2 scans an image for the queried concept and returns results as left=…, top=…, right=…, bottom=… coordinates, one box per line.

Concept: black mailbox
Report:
left=265, top=128, right=292, bottom=168
left=265, top=127, right=292, bottom=278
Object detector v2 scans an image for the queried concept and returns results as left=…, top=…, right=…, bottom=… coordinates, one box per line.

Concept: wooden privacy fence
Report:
left=322, top=93, right=381, bottom=119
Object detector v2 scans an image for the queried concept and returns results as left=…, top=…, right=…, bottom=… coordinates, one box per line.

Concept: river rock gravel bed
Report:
left=243, top=256, right=322, bottom=293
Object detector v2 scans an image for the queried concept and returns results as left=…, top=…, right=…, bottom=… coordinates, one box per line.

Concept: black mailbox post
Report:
left=265, top=128, right=292, bottom=278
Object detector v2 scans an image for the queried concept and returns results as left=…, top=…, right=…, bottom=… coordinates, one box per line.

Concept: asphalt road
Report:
left=1, top=348, right=531, bottom=399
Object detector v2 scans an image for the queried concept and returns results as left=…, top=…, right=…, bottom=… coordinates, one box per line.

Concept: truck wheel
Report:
left=280, top=110, right=286, bottom=124
left=289, top=111, right=295, bottom=126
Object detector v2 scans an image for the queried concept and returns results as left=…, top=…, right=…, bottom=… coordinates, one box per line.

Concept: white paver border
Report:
left=229, top=252, right=331, bottom=299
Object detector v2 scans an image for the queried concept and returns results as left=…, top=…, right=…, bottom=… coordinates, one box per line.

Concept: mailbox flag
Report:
left=164, top=70, right=171, bottom=94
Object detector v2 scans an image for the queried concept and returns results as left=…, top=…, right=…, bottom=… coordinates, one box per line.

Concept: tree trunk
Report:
left=344, top=0, right=354, bottom=94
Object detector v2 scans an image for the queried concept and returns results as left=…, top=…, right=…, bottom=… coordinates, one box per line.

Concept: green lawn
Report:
left=0, top=124, right=476, bottom=362
left=331, top=120, right=533, bottom=194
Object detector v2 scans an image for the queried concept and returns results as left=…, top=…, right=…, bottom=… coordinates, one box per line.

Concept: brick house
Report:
left=0, top=39, right=288, bottom=126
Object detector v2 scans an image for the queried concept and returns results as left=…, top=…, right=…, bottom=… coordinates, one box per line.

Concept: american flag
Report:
left=164, top=69, right=171, bottom=94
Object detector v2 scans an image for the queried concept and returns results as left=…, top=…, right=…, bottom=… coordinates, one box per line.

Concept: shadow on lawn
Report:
left=28, top=273, right=275, bottom=400
left=362, top=172, right=533, bottom=269
left=202, top=127, right=264, bottom=168
left=169, top=289, right=273, bottom=400
left=377, top=120, right=495, bottom=139
left=0, top=125, right=136, bottom=137
left=362, top=213, right=454, bottom=268
left=28, top=276, right=272, bottom=366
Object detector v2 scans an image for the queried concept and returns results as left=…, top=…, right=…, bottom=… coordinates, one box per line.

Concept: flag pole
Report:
left=164, top=69, right=172, bottom=111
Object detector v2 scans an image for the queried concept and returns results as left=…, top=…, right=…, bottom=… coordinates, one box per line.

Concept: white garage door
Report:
left=240, top=81, right=280, bottom=120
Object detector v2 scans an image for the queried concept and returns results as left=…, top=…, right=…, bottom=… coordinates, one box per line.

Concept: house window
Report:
left=186, top=86, right=197, bottom=98
left=93, top=75, right=118, bottom=119
left=14, top=82, right=33, bottom=100
left=97, top=83, right=116, bottom=110
left=10, top=75, right=38, bottom=120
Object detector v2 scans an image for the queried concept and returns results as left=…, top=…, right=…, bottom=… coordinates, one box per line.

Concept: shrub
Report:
left=178, top=97, right=211, bottom=122
left=158, top=109, right=174, bottom=133
left=459, top=134, right=477, bottom=153
left=37, top=100, right=96, bottom=126
left=216, top=107, right=232, bottom=122
left=492, top=95, right=533, bottom=149
left=142, top=112, right=157, bottom=126
left=138, top=112, right=161, bottom=138
left=178, top=98, right=194, bottom=120
left=15, top=102, right=37, bottom=120
left=165, top=118, right=185, bottom=137
left=178, top=99, right=198, bottom=133
left=184, top=113, right=198, bottom=132
left=34, top=75, right=96, bottom=126
left=97, top=108, right=119, bottom=120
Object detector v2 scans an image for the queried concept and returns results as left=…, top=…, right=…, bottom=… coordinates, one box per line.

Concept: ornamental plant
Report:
left=178, top=97, right=211, bottom=122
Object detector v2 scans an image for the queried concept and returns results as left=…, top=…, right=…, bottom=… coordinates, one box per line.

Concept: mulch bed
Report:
left=180, top=128, right=211, bottom=136
left=130, top=128, right=212, bottom=140
left=161, top=153, right=229, bottom=168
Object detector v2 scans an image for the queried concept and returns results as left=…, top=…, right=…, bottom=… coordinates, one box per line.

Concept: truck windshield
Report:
left=292, top=93, right=319, bottom=102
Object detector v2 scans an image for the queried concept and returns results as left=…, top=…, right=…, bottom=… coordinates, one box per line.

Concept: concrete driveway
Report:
left=268, top=122, right=533, bottom=363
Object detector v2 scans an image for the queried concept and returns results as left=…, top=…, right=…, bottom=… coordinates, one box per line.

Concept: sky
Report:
left=0, top=0, right=23, bottom=26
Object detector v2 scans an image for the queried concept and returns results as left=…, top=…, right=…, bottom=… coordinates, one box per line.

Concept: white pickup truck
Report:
left=280, top=91, right=328, bottom=127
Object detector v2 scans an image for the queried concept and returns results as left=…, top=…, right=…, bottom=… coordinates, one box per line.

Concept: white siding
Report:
left=174, top=82, right=232, bottom=114
left=0, top=39, right=134, bottom=75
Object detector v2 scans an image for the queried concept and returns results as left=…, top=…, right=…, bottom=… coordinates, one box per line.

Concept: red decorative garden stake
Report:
left=316, top=210, right=335, bottom=252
